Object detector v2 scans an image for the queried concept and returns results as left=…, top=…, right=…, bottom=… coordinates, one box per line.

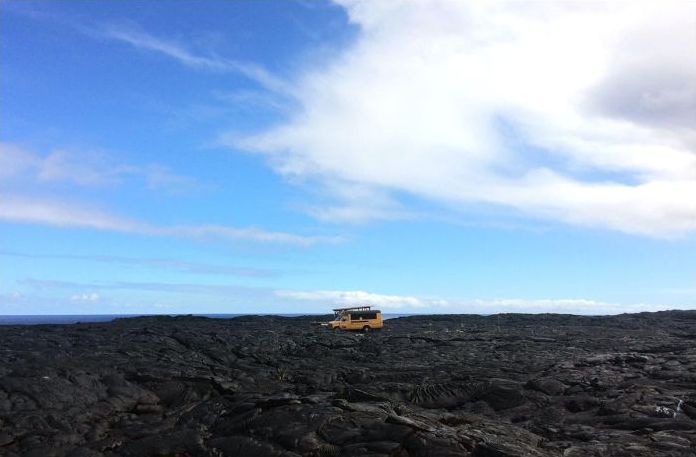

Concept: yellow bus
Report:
left=328, top=306, right=383, bottom=332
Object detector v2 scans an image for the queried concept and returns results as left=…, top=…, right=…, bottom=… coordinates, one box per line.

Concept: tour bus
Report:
left=328, top=306, right=383, bottom=332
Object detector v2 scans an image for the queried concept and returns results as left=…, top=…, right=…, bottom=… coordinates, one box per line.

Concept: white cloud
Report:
left=17, top=279, right=695, bottom=315
left=0, top=251, right=275, bottom=277
left=144, top=165, right=202, bottom=193
left=234, top=1, right=696, bottom=235
left=275, top=289, right=695, bottom=314
left=300, top=181, right=415, bottom=223
left=276, top=289, right=426, bottom=308
left=0, top=143, right=41, bottom=179
left=0, top=142, right=136, bottom=186
left=0, top=195, right=144, bottom=232
left=0, top=143, right=338, bottom=245
left=70, top=292, right=100, bottom=302
left=464, top=298, right=650, bottom=315
left=165, top=224, right=342, bottom=246
left=22, top=278, right=277, bottom=307
left=0, top=142, right=197, bottom=192
left=100, top=24, right=290, bottom=94
left=0, top=195, right=340, bottom=246
left=36, top=149, right=137, bottom=186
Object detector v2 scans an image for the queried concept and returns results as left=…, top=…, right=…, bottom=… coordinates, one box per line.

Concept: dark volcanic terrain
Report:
left=1, top=312, right=695, bottom=456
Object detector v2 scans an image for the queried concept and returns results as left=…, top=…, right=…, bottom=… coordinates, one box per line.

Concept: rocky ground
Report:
left=0, top=311, right=695, bottom=456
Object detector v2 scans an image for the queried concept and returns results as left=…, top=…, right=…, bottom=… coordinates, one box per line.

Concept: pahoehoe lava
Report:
left=1, top=311, right=695, bottom=456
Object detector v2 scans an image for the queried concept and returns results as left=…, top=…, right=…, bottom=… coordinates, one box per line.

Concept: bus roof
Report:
left=332, top=306, right=375, bottom=312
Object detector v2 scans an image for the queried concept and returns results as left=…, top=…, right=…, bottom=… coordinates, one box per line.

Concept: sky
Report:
left=1, top=0, right=695, bottom=315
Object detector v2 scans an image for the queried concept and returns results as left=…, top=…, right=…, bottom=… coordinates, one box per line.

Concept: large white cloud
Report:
left=235, top=0, right=696, bottom=235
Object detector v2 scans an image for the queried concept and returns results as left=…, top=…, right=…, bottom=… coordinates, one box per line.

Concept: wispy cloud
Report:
left=99, top=24, right=290, bottom=94
left=21, top=278, right=269, bottom=297
left=275, top=289, right=694, bottom=315
left=276, top=289, right=426, bottom=309
left=144, top=165, right=202, bottom=194
left=0, top=142, right=200, bottom=193
left=0, top=195, right=341, bottom=246
left=12, top=279, right=281, bottom=314
left=0, top=195, right=144, bottom=232
left=165, top=224, right=342, bottom=246
left=0, top=251, right=276, bottom=278
left=70, top=292, right=100, bottom=303
left=3, top=5, right=288, bottom=94
left=235, top=1, right=696, bottom=236
left=36, top=149, right=137, bottom=186
left=298, top=182, right=417, bottom=224
left=461, top=299, right=654, bottom=315
left=15, top=279, right=694, bottom=315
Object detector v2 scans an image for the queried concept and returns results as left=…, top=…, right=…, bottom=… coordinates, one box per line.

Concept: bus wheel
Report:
left=362, top=326, right=370, bottom=333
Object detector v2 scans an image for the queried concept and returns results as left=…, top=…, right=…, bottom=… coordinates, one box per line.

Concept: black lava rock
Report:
left=0, top=311, right=695, bottom=456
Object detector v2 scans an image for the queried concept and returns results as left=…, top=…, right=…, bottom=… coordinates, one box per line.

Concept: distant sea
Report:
left=0, top=314, right=412, bottom=325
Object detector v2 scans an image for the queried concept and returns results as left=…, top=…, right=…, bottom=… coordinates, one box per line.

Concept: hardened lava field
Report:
left=1, top=311, right=695, bottom=456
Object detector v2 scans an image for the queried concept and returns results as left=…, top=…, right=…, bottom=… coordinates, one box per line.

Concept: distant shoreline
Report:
left=2, top=310, right=692, bottom=325
left=0, top=313, right=418, bottom=326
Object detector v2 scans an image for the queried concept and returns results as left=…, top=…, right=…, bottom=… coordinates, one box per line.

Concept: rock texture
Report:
left=1, top=311, right=695, bottom=456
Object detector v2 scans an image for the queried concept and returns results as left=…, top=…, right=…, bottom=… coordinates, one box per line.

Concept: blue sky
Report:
left=1, top=0, right=695, bottom=315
